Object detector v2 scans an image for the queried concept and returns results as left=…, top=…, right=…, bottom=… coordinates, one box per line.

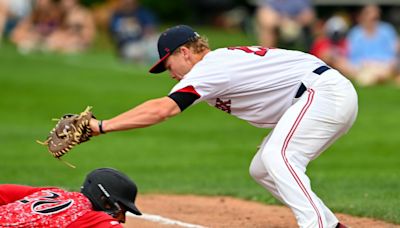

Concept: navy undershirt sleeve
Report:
left=168, top=92, right=200, bottom=111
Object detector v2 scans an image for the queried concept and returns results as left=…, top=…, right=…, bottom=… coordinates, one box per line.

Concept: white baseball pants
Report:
left=249, top=69, right=358, bottom=228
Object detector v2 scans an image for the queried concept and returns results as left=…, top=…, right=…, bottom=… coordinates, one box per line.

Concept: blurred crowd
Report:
left=0, top=0, right=158, bottom=61
left=0, top=0, right=95, bottom=54
left=310, top=4, right=400, bottom=86
left=253, top=0, right=400, bottom=87
left=1, top=0, right=399, bottom=86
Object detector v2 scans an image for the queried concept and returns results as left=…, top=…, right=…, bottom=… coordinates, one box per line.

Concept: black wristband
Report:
left=98, top=120, right=106, bottom=134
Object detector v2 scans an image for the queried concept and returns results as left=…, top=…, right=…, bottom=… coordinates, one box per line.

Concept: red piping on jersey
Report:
left=281, top=89, right=323, bottom=228
left=176, top=86, right=201, bottom=98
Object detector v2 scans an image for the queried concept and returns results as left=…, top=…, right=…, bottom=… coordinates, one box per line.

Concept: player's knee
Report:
left=249, top=161, right=266, bottom=180
left=261, top=150, right=283, bottom=174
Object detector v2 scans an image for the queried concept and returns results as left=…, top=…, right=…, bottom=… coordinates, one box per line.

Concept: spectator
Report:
left=397, top=57, right=400, bottom=86
left=10, top=0, right=63, bottom=54
left=347, top=4, right=399, bottom=86
left=46, top=0, right=96, bottom=53
left=91, top=0, right=120, bottom=31
left=0, top=167, right=142, bottom=226
left=0, top=0, right=32, bottom=44
left=109, top=0, right=158, bottom=64
left=310, top=15, right=349, bottom=75
left=186, top=0, right=235, bottom=26
left=254, top=0, right=315, bottom=50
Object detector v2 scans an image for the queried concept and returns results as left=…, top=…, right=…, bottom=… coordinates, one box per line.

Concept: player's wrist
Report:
left=98, top=120, right=106, bottom=134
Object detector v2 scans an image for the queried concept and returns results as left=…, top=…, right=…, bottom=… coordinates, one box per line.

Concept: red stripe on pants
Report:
left=281, top=89, right=323, bottom=228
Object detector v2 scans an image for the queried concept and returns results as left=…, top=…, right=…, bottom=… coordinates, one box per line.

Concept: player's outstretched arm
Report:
left=90, top=96, right=181, bottom=135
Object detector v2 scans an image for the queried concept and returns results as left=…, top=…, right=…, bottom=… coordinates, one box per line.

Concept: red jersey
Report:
left=309, top=37, right=348, bottom=59
left=0, top=184, right=122, bottom=228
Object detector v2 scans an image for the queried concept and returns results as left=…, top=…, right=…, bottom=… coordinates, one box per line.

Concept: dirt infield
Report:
left=124, top=194, right=399, bottom=228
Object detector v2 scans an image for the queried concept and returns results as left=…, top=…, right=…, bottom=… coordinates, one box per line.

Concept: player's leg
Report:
left=249, top=132, right=284, bottom=203
left=251, top=127, right=337, bottom=227
left=260, top=73, right=358, bottom=228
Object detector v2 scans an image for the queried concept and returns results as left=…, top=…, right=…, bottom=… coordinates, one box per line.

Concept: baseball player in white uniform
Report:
left=89, top=25, right=358, bottom=228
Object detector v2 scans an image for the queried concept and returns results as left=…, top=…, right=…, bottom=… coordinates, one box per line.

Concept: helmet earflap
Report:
left=96, top=183, right=123, bottom=217
left=81, top=181, right=122, bottom=217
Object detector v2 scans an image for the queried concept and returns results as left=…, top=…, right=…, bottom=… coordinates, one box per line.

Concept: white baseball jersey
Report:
left=168, top=46, right=358, bottom=227
left=170, top=47, right=326, bottom=128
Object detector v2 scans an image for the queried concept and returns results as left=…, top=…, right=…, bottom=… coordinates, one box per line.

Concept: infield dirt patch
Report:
left=124, top=194, right=399, bottom=228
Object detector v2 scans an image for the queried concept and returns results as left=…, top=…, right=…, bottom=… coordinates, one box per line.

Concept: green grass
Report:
left=1, top=27, right=399, bottom=224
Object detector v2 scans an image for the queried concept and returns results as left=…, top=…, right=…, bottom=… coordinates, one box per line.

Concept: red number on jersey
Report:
left=227, top=46, right=268, bottom=56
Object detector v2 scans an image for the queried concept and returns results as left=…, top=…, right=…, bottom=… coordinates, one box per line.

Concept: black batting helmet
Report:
left=80, top=168, right=142, bottom=217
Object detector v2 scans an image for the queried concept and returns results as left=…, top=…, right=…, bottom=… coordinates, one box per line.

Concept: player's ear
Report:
left=181, top=46, right=191, bottom=60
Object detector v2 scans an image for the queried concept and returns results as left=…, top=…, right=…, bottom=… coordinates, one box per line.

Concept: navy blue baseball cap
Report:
left=149, top=25, right=200, bottom=74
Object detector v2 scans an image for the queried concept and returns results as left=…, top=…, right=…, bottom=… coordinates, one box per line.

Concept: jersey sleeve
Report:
left=169, top=61, right=229, bottom=105
left=168, top=86, right=201, bottom=111
left=0, top=184, right=47, bottom=205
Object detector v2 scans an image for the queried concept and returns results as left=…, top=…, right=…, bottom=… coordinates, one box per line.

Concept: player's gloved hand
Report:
left=37, top=106, right=95, bottom=161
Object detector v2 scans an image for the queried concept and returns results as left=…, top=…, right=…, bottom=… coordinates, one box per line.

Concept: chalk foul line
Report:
left=127, top=212, right=207, bottom=228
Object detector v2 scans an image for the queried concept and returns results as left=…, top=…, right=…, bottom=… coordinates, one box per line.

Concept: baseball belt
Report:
left=295, top=65, right=331, bottom=98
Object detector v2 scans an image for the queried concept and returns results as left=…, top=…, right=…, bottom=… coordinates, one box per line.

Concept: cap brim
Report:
left=123, top=201, right=142, bottom=215
left=149, top=53, right=170, bottom=74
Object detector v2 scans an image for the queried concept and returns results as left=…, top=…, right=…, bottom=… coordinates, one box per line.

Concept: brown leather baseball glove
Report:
left=37, top=106, right=94, bottom=163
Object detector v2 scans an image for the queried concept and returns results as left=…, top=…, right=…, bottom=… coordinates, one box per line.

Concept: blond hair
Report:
left=175, top=35, right=210, bottom=54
